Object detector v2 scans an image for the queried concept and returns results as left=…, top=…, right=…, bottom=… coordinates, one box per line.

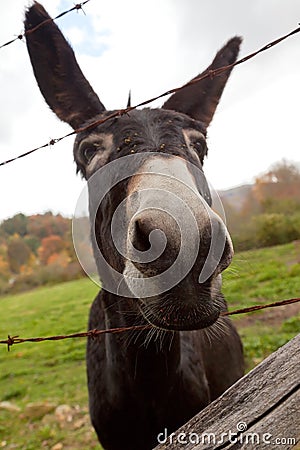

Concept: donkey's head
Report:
left=25, top=2, right=241, bottom=331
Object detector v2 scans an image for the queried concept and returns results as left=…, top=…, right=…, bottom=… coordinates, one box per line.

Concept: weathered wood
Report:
left=154, top=334, right=300, bottom=450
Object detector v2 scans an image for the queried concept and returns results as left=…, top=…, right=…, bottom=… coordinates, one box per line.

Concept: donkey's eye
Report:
left=192, top=141, right=204, bottom=152
left=83, top=146, right=98, bottom=163
left=193, top=139, right=207, bottom=154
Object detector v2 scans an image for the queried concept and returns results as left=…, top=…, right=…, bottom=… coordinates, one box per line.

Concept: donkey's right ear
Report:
left=162, top=37, right=241, bottom=128
left=24, top=2, right=105, bottom=129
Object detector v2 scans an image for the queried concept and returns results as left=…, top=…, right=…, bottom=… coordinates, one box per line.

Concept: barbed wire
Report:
left=1, top=23, right=300, bottom=168
left=0, top=297, right=299, bottom=351
left=0, top=0, right=92, bottom=50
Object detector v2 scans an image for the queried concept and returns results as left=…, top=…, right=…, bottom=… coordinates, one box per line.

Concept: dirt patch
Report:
left=235, top=301, right=300, bottom=329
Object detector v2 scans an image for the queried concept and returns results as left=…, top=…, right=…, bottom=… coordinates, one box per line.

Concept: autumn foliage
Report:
left=38, top=235, right=65, bottom=265
left=223, top=160, right=300, bottom=250
left=0, top=212, right=83, bottom=294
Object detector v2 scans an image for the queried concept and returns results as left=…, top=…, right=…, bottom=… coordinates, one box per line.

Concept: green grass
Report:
left=223, top=241, right=300, bottom=369
left=0, top=242, right=299, bottom=448
left=0, top=278, right=99, bottom=449
left=0, top=279, right=98, bottom=403
left=223, top=241, right=300, bottom=306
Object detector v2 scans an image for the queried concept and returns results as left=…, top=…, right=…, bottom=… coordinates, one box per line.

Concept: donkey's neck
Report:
left=101, top=291, right=181, bottom=387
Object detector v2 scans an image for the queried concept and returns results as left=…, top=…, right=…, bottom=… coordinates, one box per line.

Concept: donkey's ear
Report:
left=162, top=37, right=242, bottom=127
left=24, top=2, right=105, bottom=129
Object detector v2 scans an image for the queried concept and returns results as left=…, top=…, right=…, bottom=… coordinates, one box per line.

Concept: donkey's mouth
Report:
left=137, top=298, right=220, bottom=331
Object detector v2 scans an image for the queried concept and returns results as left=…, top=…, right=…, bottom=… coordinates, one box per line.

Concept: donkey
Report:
left=25, top=3, right=244, bottom=450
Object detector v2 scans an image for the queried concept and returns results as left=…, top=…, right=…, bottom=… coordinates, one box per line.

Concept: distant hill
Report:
left=218, top=184, right=253, bottom=211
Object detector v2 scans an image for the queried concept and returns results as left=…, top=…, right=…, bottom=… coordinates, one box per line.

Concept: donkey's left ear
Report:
left=24, top=2, right=105, bottom=129
left=162, top=37, right=242, bottom=127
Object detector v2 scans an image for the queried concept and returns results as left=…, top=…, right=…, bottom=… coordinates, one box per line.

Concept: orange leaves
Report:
left=38, top=235, right=65, bottom=266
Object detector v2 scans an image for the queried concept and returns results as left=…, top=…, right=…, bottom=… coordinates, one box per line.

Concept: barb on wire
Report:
left=1, top=23, right=300, bottom=168
left=0, top=297, right=299, bottom=351
left=0, top=325, right=152, bottom=352
left=0, top=133, right=74, bottom=167
left=0, top=0, right=91, bottom=50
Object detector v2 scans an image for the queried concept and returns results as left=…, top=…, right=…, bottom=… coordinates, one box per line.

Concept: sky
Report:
left=0, top=0, right=299, bottom=221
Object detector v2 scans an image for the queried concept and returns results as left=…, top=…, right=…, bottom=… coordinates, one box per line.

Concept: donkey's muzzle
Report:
left=128, top=207, right=233, bottom=281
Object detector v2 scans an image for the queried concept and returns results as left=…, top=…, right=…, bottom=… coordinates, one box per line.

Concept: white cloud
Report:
left=64, top=26, right=85, bottom=45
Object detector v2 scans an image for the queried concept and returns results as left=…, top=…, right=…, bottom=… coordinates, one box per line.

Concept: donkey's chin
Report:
left=138, top=299, right=220, bottom=331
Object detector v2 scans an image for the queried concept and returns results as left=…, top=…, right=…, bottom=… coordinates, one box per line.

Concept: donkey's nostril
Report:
left=133, top=219, right=152, bottom=252
left=132, top=218, right=166, bottom=254
left=130, top=213, right=168, bottom=268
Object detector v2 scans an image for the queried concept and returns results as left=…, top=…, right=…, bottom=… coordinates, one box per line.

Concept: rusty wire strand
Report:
left=0, top=297, right=299, bottom=351
left=1, top=24, right=300, bottom=167
left=221, top=297, right=300, bottom=316
left=0, top=1, right=91, bottom=50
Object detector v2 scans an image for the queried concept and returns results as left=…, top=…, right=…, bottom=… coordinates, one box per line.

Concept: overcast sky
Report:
left=0, top=0, right=299, bottom=221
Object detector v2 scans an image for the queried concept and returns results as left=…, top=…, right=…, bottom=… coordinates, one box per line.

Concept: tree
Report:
left=38, top=235, right=65, bottom=265
left=0, top=255, right=10, bottom=280
left=253, top=213, right=300, bottom=247
left=47, top=250, right=70, bottom=268
left=1, top=213, right=28, bottom=237
left=24, top=235, right=41, bottom=255
left=259, top=159, right=300, bottom=184
left=27, top=212, right=70, bottom=239
left=7, top=236, right=32, bottom=274
left=253, top=160, right=300, bottom=207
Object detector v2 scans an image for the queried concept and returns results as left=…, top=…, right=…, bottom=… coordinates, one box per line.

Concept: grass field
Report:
left=0, top=242, right=299, bottom=449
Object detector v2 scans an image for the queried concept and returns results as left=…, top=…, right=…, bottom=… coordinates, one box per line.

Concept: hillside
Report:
left=0, top=242, right=299, bottom=449
left=218, top=183, right=252, bottom=211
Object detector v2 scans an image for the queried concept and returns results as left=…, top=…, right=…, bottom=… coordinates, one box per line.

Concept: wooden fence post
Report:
left=154, top=334, right=300, bottom=449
